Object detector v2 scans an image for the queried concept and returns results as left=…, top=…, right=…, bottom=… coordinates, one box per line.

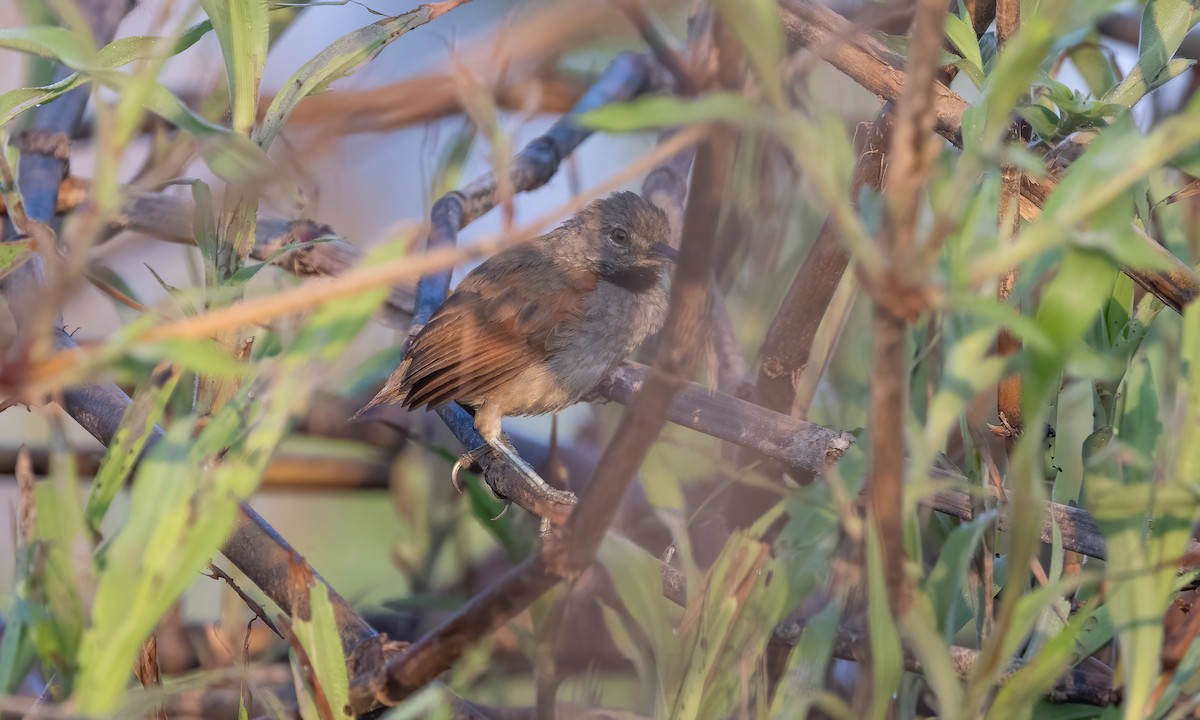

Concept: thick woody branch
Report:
left=113, top=190, right=415, bottom=328
left=597, top=362, right=852, bottom=475
left=754, top=106, right=893, bottom=420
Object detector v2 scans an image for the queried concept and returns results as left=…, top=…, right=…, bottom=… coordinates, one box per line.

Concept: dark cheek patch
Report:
left=601, top=265, right=661, bottom=293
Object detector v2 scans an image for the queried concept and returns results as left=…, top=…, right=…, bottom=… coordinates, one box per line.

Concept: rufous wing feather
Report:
left=371, top=244, right=597, bottom=413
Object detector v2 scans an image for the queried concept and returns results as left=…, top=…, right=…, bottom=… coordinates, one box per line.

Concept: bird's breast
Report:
left=542, top=279, right=668, bottom=399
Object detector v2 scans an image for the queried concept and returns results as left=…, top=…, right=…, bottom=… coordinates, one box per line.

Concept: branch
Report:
left=114, top=189, right=415, bottom=328
left=753, top=106, right=893, bottom=420
left=596, top=362, right=852, bottom=475
left=868, top=0, right=945, bottom=618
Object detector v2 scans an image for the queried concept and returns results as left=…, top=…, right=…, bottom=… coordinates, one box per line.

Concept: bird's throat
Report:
left=600, top=264, right=661, bottom=293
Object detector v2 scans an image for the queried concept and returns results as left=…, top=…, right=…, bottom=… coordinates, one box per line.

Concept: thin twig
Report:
left=205, top=563, right=285, bottom=640
left=616, top=0, right=700, bottom=95
left=869, top=0, right=945, bottom=618
left=995, top=0, right=1024, bottom=439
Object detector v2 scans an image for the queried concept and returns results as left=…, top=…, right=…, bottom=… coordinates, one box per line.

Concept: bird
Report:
left=353, top=190, right=677, bottom=510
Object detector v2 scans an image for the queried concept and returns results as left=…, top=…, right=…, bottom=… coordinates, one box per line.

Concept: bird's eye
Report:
left=610, top=228, right=630, bottom=245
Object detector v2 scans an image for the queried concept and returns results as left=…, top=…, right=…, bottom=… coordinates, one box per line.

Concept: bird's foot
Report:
left=490, top=437, right=574, bottom=531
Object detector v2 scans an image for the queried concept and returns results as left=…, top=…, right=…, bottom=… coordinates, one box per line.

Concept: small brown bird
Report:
left=355, top=191, right=677, bottom=501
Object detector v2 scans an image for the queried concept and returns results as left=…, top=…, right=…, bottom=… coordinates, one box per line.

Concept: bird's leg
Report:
left=488, top=435, right=558, bottom=536
left=474, top=404, right=564, bottom=534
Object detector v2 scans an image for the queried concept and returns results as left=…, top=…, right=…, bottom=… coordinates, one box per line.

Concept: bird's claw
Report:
left=450, top=455, right=469, bottom=494
left=451, top=447, right=487, bottom=494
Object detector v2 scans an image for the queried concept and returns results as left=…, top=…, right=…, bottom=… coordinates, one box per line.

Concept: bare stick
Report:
left=868, top=0, right=946, bottom=618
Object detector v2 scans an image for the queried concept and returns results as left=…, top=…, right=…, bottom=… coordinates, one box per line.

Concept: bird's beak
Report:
left=650, top=242, right=680, bottom=263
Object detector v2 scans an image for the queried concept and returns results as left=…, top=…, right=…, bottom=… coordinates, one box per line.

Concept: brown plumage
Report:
left=354, top=190, right=676, bottom=508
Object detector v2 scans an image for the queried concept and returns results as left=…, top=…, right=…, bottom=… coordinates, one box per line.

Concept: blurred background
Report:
left=0, top=0, right=1189, bottom=711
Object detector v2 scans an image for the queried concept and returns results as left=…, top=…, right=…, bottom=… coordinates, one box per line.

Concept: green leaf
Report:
left=199, top=0, right=270, bottom=135
left=578, top=92, right=765, bottom=134
left=256, top=3, right=456, bottom=150
left=0, top=73, right=86, bottom=128
left=0, top=597, right=38, bottom=693
left=672, top=531, right=788, bottom=720
left=767, top=601, right=842, bottom=718
left=1068, top=35, right=1119, bottom=98
left=0, top=25, right=208, bottom=72
left=1026, top=248, right=1117, bottom=415
left=1104, top=0, right=1200, bottom=108
left=0, top=26, right=94, bottom=67
left=987, top=603, right=1099, bottom=719
left=0, top=24, right=210, bottom=127
left=945, top=10, right=985, bottom=87
left=85, top=363, right=183, bottom=531
left=29, top=432, right=95, bottom=691
left=289, top=578, right=352, bottom=719
left=132, top=339, right=253, bottom=378
left=924, top=509, right=998, bottom=642
left=903, top=593, right=966, bottom=717
left=714, top=0, right=786, bottom=106
left=0, top=238, right=33, bottom=281
left=865, top=525, right=903, bottom=720
left=74, top=235, right=408, bottom=715
left=597, top=534, right=681, bottom=712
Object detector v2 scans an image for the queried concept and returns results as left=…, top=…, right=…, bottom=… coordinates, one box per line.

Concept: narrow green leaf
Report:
left=85, top=363, right=182, bottom=531
left=199, top=0, right=270, bottom=134
left=289, top=580, right=352, bottom=719
left=598, top=534, right=681, bottom=712
left=714, top=0, right=786, bottom=106
left=767, top=602, right=841, bottom=719
left=1104, top=0, right=1200, bottom=108
left=945, top=11, right=985, bottom=86
left=0, top=238, right=33, bottom=281
left=924, top=509, right=998, bottom=641
left=579, top=92, right=766, bottom=134
left=29, top=432, right=94, bottom=692
left=74, top=235, right=408, bottom=715
left=0, top=24, right=210, bottom=127
left=865, top=525, right=903, bottom=720
left=256, top=3, right=456, bottom=149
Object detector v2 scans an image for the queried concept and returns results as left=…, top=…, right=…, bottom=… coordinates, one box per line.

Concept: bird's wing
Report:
left=396, top=245, right=596, bottom=410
